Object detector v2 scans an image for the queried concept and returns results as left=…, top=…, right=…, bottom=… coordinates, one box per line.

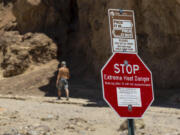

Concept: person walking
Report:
left=56, top=61, right=70, bottom=100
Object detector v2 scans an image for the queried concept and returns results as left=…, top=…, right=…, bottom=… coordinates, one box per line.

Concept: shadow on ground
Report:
left=39, top=69, right=180, bottom=109
left=152, top=89, right=180, bottom=109
left=39, top=68, right=105, bottom=107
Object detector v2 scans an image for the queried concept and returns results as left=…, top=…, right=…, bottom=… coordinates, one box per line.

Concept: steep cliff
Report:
left=0, top=0, right=180, bottom=89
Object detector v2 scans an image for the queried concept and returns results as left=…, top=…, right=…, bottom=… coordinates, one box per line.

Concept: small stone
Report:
left=136, top=119, right=145, bottom=129
left=119, top=120, right=128, bottom=131
left=65, top=124, right=75, bottom=130
left=43, top=132, right=51, bottom=135
left=35, top=125, right=51, bottom=133
left=55, top=115, right=59, bottom=120
left=76, top=122, right=81, bottom=126
left=41, top=115, right=54, bottom=121
left=3, top=128, right=19, bottom=135
left=118, top=119, right=145, bottom=131
left=27, top=130, right=38, bottom=135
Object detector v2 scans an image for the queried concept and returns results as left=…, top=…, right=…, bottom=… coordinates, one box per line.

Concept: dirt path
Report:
left=0, top=95, right=179, bottom=135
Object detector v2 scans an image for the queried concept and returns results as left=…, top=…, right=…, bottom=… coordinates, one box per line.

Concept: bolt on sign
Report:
left=108, top=9, right=137, bottom=53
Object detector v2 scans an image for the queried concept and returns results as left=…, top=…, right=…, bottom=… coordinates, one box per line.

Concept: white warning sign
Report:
left=108, top=9, right=137, bottom=53
left=116, top=87, right=142, bottom=107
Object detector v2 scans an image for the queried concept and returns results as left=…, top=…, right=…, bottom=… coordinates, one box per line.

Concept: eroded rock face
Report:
left=0, top=31, right=57, bottom=77
left=134, top=0, right=180, bottom=88
left=12, top=0, right=72, bottom=46
left=0, top=0, right=180, bottom=88
left=74, top=0, right=180, bottom=88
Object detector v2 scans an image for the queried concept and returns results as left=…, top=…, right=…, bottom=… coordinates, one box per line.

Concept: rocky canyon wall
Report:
left=0, top=0, right=180, bottom=89
left=75, top=0, right=180, bottom=88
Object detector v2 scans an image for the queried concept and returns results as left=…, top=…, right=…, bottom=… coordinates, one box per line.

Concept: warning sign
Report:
left=101, top=53, right=154, bottom=118
left=116, top=87, right=142, bottom=107
left=108, top=9, right=137, bottom=53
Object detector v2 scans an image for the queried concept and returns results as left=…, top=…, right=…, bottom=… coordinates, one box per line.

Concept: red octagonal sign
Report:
left=101, top=53, right=154, bottom=118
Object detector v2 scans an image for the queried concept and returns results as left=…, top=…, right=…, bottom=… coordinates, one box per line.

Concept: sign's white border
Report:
left=101, top=52, right=154, bottom=119
left=108, top=9, right=138, bottom=54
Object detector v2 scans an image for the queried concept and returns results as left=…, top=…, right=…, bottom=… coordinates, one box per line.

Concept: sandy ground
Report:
left=0, top=95, right=179, bottom=135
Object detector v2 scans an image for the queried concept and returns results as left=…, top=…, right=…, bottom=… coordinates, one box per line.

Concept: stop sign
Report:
left=101, top=53, right=154, bottom=118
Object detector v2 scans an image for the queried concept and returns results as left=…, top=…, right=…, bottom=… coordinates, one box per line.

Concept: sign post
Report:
left=128, top=119, right=135, bottom=135
left=103, top=9, right=154, bottom=135
left=101, top=53, right=154, bottom=135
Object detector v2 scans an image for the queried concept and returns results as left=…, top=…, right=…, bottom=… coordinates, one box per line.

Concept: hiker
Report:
left=56, top=61, right=70, bottom=100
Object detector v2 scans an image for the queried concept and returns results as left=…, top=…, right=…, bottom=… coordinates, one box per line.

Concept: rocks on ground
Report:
left=3, top=125, right=51, bottom=135
left=119, top=119, right=145, bottom=131
left=64, top=117, right=96, bottom=133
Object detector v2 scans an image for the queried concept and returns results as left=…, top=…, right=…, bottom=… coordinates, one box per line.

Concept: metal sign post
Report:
left=128, top=105, right=135, bottom=135
left=102, top=8, right=154, bottom=135
left=128, top=119, right=135, bottom=135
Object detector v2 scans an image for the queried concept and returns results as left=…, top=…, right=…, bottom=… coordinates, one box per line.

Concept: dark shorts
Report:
left=57, top=78, right=68, bottom=90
